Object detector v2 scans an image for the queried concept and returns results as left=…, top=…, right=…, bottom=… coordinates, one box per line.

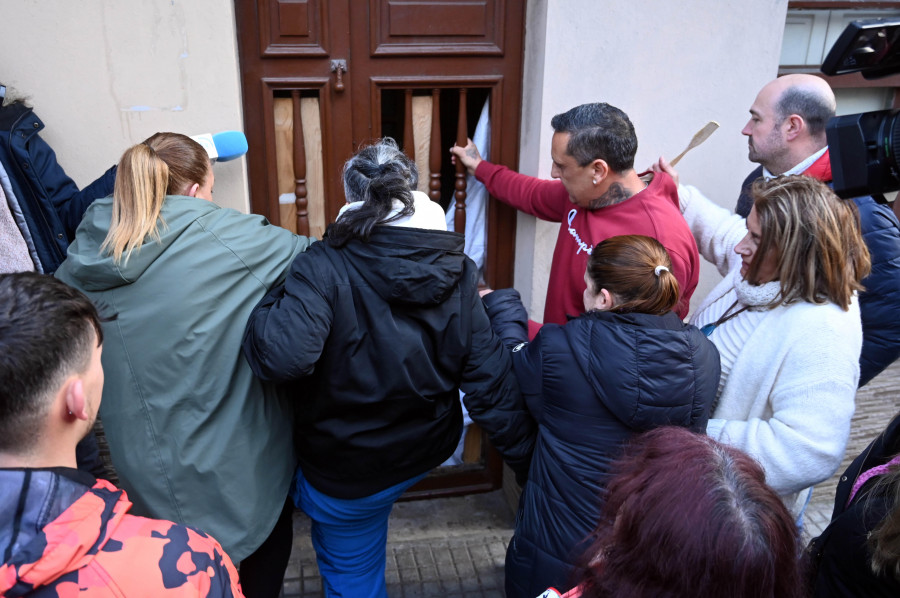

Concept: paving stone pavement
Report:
left=283, top=489, right=513, bottom=597
left=281, top=361, right=900, bottom=596
left=283, top=532, right=510, bottom=598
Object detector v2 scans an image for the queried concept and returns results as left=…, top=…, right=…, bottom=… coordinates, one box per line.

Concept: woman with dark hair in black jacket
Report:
left=483, top=234, right=720, bottom=598
left=808, top=411, right=900, bottom=597
left=242, top=138, right=535, bottom=598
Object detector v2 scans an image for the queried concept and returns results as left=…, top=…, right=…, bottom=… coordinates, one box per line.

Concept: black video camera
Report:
left=822, top=18, right=900, bottom=198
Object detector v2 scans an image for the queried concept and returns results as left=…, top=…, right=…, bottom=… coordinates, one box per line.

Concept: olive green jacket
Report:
left=56, top=195, right=313, bottom=561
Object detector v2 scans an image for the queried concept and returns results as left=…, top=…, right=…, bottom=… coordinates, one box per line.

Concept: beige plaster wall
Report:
left=516, top=0, right=790, bottom=320
left=4, top=0, right=790, bottom=312
left=1, top=0, right=248, bottom=212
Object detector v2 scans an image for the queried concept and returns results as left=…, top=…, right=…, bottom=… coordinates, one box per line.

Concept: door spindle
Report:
left=292, top=90, right=310, bottom=236
left=428, top=89, right=442, bottom=203
left=454, top=88, right=468, bottom=234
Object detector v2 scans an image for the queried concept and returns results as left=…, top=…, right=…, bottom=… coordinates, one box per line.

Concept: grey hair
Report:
left=774, top=86, right=835, bottom=138
left=327, top=138, right=418, bottom=247
left=342, top=137, right=418, bottom=203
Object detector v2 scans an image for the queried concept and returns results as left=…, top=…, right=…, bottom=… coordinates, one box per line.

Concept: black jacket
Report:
left=808, top=412, right=900, bottom=597
left=0, top=101, right=115, bottom=273
left=243, top=226, right=535, bottom=499
left=484, top=289, right=720, bottom=598
left=737, top=168, right=900, bottom=387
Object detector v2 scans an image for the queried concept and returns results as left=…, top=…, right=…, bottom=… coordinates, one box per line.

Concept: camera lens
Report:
left=887, top=112, right=900, bottom=176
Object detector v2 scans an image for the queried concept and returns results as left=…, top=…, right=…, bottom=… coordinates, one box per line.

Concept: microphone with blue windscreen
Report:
left=190, top=130, right=248, bottom=162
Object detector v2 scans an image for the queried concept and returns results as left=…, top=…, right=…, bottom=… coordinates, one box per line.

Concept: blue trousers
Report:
left=292, top=469, right=427, bottom=598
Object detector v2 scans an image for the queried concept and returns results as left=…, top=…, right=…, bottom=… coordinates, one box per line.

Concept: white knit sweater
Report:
left=680, top=185, right=861, bottom=516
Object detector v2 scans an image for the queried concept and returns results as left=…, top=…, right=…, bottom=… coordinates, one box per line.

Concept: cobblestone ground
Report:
left=281, top=362, right=900, bottom=596
left=282, top=530, right=510, bottom=597
left=283, top=489, right=514, bottom=597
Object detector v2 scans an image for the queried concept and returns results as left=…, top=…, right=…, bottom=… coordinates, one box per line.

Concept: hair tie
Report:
left=654, top=265, right=669, bottom=277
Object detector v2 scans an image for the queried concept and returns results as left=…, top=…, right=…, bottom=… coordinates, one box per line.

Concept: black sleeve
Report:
left=460, top=278, right=536, bottom=484
left=482, top=286, right=547, bottom=425
left=855, top=198, right=900, bottom=387
left=242, top=252, right=333, bottom=382
left=735, top=166, right=762, bottom=218
left=482, top=288, right=529, bottom=349
left=29, top=128, right=117, bottom=240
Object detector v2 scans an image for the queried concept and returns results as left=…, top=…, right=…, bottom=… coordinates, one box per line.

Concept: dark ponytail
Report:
left=326, top=138, right=419, bottom=247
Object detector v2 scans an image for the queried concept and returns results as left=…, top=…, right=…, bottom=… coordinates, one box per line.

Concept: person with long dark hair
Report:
left=808, top=412, right=900, bottom=596
left=541, top=427, right=805, bottom=598
left=242, top=138, right=535, bottom=598
left=56, top=132, right=313, bottom=598
left=483, top=235, right=720, bottom=597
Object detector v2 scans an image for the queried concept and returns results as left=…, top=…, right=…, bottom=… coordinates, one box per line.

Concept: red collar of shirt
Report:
left=802, top=149, right=832, bottom=183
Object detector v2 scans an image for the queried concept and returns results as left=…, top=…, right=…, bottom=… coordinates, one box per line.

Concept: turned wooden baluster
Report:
left=453, top=88, right=468, bottom=234
left=428, top=89, right=442, bottom=203
left=404, top=89, right=415, bottom=161
left=292, top=90, right=310, bottom=236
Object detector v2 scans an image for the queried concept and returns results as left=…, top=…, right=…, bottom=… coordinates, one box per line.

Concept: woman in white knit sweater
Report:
left=662, top=172, right=870, bottom=518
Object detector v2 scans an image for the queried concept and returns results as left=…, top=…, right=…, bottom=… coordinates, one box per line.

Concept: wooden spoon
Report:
left=669, top=121, right=720, bottom=167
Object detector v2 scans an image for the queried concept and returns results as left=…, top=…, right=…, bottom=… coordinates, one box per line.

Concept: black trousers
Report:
left=239, top=498, right=295, bottom=598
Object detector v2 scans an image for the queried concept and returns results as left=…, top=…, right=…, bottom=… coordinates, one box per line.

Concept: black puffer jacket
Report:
left=484, top=289, right=720, bottom=598
left=808, top=412, right=900, bottom=598
left=0, top=101, right=116, bottom=273
left=243, top=226, right=535, bottom=499
left=851, top=196, right=900, bottom=386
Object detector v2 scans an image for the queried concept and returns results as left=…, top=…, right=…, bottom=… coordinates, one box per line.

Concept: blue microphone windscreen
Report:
left=212, top=131, right=248, bottom=162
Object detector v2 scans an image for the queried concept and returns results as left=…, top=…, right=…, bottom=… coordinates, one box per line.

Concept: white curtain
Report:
left=446, top=98, right=490, bottom=274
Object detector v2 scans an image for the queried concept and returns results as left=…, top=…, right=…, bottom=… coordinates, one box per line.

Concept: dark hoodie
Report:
left=483, top=289, right=720, bottom=598
left=243, top=225, right=535, bottom=499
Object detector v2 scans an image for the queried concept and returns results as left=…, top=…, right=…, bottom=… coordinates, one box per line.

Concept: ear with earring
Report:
left=593, top=178, right=598, bottom=185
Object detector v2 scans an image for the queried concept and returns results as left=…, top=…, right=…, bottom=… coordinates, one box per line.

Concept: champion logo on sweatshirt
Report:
left=567, top=209, right=593, bottom=255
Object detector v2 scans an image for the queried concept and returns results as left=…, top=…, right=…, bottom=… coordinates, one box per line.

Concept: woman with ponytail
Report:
left=242, top=138, right=535, bottom=598
left=56, top=132, right=314, bottom=598
left=482, top=234, right=720, bottom=598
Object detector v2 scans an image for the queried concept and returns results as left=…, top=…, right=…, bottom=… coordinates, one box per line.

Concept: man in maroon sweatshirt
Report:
left=451, top=102, right=698, bottom=326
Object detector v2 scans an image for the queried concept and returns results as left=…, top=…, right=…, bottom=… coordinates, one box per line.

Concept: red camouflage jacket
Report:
left=0, top=469, right=244, bottom=597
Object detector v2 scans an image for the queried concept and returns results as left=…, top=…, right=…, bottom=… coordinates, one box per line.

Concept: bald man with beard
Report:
left=661, top=74, right=900, bottom=387
left=735, top=74, right=837, bottom=217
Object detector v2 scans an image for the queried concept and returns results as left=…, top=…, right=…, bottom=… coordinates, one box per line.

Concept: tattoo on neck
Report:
left=589, top=183, right=633, bottom=209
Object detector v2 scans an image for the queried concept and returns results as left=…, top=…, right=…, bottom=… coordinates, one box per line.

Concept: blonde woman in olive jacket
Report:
left=56, top=132, right=314, bottom=598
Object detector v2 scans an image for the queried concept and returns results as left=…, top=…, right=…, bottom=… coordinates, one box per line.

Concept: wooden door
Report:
left=235, top=0, right=525, bottom=497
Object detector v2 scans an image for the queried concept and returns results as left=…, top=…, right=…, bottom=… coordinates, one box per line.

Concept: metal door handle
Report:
left=331, top=60, right=347, bottom=92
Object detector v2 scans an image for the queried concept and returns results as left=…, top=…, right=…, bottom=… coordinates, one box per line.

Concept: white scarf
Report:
left=337, top=190, right=447, bottom=232
left=732, top=270, right=781, bottom=309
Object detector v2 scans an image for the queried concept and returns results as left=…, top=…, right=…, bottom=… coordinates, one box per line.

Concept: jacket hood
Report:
left=335, top=226, right=468, bottom=306
left=568, top=310, right=719, bottom=430
left=57, top=195, right=220, bottom=291
left=871, top=411, right=900, bottom=460
left=0, top=472, right=128, bottom=596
